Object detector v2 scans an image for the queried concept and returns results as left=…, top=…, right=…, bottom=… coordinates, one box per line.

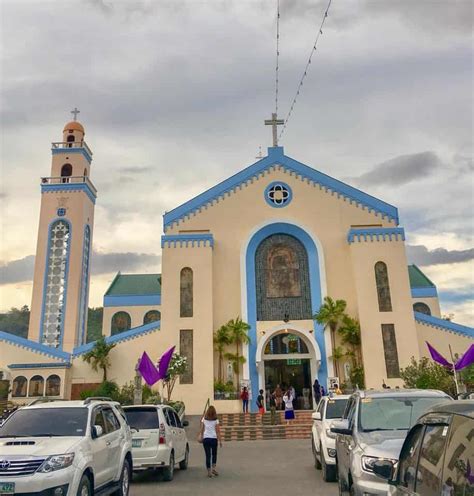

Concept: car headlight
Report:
left=326, top=428, right=336, bottom=439
left=38, top=453, right=75, bottom=473
left=361, top=455, right=396, bottom=473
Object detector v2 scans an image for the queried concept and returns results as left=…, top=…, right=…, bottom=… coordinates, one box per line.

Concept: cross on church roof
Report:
left=264, top=112, right=284, bottom=147
left=70, top=107, right=80, bottom=121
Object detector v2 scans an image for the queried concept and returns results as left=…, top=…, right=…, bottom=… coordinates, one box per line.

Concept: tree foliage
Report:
left=162, top=353, right=188, bottom=401
left=224, top=317, right=250, bottom=387
left=214, top=324, right=232, bottom=383
left=86, top=307, right=103, bottom=343
left=82, top=336, right=116, bottom=382
left=400, top=356, right=456, bottom=396
left=0, top=306, right=30, bottom=338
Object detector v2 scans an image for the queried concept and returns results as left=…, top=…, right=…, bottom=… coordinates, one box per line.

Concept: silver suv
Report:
left=331, top=389, right=451, bottom=495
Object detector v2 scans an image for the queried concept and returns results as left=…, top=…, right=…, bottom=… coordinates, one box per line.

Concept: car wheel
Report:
left=179, top=445, right=189, bottom=470
left=313, top=440, right=321, bottom=469
left=115, top=459, right=130, bottom=496
left=321, top=449, right=337, bottom=483
left=162, top=451, right=175, bottom=481
left=77, top=474, right=92, bottom=496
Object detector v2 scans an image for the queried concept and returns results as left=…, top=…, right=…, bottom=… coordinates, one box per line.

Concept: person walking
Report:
left=240, top=386, right=249, bottom=413
left=313, top=379, right=322, bottom=406
left=269, top=392, right=277, bottom=425
left=257, top=389, right=265, bottom=415
left=274, top=384, right=283, bottom=410
left=289, top=385, right=297, bottom=410
left=199, top=405, right=223, bottom=478
left=283, top=388, right=295, bottom=425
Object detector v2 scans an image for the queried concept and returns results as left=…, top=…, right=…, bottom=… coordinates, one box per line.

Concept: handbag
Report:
left=197, top=432, right=203, bottom=444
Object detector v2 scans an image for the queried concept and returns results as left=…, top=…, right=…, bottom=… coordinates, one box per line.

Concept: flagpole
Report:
left=448, top=344, right=460, bottom=399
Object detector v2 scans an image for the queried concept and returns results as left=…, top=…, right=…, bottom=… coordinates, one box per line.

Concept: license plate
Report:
left=0, top=482, right=15, bottom=495
left=132, top=439, right=142, bottom=448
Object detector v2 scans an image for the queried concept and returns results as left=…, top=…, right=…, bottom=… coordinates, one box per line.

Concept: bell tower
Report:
left=28, top=111, right=96, bottom=352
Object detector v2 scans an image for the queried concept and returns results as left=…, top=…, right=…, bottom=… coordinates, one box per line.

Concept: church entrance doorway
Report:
left=261, top=331, right=315, bottom=410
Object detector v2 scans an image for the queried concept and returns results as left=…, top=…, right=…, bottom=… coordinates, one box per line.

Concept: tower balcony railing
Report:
left=41, top=175, right=97, bottom=195
left=51, top=141, right=93, bottom=157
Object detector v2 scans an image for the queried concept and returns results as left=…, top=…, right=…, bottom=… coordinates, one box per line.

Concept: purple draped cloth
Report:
left=455, top=344, right=474, bottom=370
left=137, top=351, right=161, bottom=386
left=157, top=346, right=175, bottom=380
left=426, top=342, right=452, bottom=368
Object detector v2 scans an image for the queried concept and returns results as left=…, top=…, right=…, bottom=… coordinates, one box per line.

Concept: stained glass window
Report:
left=45, top=374, right=61, bottom=396
left=375, top=261, right=392, bottom=312
left=111, top=311, right=131, bottom=335
left=180, top=268, right=193, bottom=317
left=41, top=220, right=71, bottom=348
left=29, top=375, right=45, bottom=397
left=143, top=310, right=160, bottom=325
left=413, top=302, right=431, bottom=315
left=78, top=226, right=91, bottom=345
left=12, top=376, right=27, bottom=397
left=264, top=333, right=309, bottom=355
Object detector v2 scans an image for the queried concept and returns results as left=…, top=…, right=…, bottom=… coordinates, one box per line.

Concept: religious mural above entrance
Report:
left=264, top=333, right=309, bottom=355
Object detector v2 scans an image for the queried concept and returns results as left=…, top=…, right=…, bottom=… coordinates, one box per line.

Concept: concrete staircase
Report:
left=218, top=410, right=313, bottom=441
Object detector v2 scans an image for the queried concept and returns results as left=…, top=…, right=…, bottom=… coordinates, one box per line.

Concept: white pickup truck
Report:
left=0, top=398, right=133, bottom=496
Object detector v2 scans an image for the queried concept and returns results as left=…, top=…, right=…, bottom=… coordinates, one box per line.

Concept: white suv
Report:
left=123, top=405, right=189, bottom=481
left=0, top=398, right=132, bottom=496
left=311, top=395, right=349, bottom=482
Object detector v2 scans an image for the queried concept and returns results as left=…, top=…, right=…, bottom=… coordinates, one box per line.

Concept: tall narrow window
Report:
left=111, top=312, right=131, bottom=335
left=29, top=375, right=45, bottom=397
left=180, top=329, right=193, bottom=384
left=381, top=324, right=400, bottom=378
left=375, top=262, right=392, bottom=312
left=78, top=226, right=91, bottom=345
left=180, top=267, right=193, bottom=317
left=61, top=163, right=72, bottom=183
left=41, top=220, right=71, bottom=348
left=12, top=376, right=27, bottom=397
left=45, top=374, right=61, bottom=396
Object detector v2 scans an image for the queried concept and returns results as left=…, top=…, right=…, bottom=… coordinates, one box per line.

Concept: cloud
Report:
left=0, top=251, right=161, bottom=285
left=118, top=166, right=153, bottom=174
left=348, top=151, right=443, bottom=187
left=406, top=245, right=474, bottom=266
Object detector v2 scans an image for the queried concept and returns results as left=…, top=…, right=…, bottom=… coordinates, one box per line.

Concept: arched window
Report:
left=41, top=219, right=71, bottom=348
left=45, top=374, right=61, bottom=396
left=180, top=268, right=193, bottom=317
left=29, top=375, right=44, bottom=397
left=67, top=134, right=75, bottom=147
left=413, top=302, right=431, bottom=316
left=375, top=261, right=392, bottom=312
left=77, top=226, right=91, bottom=345
left=12, top=376, right=27, bottom=397
left=61, top=163, right=72, bottom=183
left=111, top=311, right=131, bottom=335
left=264, top=333, right=309, bottom=355
left=144, top=310, right=161, bottom=325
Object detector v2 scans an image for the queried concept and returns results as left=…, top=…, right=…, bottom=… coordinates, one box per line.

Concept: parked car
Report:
left=332, top=389, right=451, bottom=495
left=0, top=397, right=133, bottom=496
left=123, top=404, right=189, bottom=481
left=372, top=400, right=474, bottom=495
left=312, top=394, right=350, bottom=482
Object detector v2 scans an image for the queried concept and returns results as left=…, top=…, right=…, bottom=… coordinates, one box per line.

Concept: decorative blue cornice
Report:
left=104, top=294, right=161, bottom=307
left=347, top=227, right=405, bottom=244
left=52, top=147, right=92, bottom=163
left=163, top=146, right=399, bottom=230
left=72, top=321, right=160, bottom=357
left=161, top=233, right=214, bottom=248
left=0, top=331, right=71, bottom=361
left=414, top=312, right=474, bottom=339
left=8, top=362, right=72, bottom=369
left=411, top=287, right=438, bottom=298
left=41, top=183, right=96, bottom=204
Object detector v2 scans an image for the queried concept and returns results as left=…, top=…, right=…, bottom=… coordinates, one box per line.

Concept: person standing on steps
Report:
left=283, top=388, right=295, bottom=425
left=240, top=386, right=249, bottom=413
left=257, top=389, right=265, bottom=417
left=269, top=391, right=277, bottom=425
left=274, top=384, right=283, bottom=410
left=199, top=405, right=223, bottom=478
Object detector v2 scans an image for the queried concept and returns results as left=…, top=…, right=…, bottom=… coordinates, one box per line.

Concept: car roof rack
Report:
left=29, top=398, right=67, bottom=405
left=83, top=397, right=114, bottom=405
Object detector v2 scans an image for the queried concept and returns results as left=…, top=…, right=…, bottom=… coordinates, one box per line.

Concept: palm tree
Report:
left=226, top=317, right=251, bottom=387
left=214, top=324, right=231, bottom=383
left=82, top=336, right=116, bottom=382
left=313, top=297, right=347, bottom=380
left=338, top=315, right=362, bottom=368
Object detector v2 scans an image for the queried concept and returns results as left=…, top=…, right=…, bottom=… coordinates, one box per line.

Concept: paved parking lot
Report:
left=130, top=438, right=338, bottom=496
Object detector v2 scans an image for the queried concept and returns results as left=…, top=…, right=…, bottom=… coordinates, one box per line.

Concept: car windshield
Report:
left=0, top=407, right=88, bottom=437
left=359, top=396, right=447, bottom=432
left=326, top=399, right=348, bottom=419
left=124, top=408, right=159, bottom=429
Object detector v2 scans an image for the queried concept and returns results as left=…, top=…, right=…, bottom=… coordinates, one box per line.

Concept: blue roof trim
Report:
left=72, top=321, right=160, bottom=357
left=411, top=287, right=438, bottom=298
left=163, top=146, right=399, bottom=229
left=414, top=312, right=474, bottom=339
left=41, top=183, right=96, bottom=204
left=0, top=331, right=71, bottom=361
left=161, top=233, right=214, bottom=248
left=51, top=147, right=92, bottom=163
left=103, top=294, right=161, bottom=307
left=347, top=227, right=405, bottom=244
left=8, top=362, right=72, bottom=369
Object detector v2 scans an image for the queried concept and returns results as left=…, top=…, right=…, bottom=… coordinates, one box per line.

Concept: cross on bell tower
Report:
left=264, top=112, right=284, bottom=147
left=70, top=107, right=80, bottom=121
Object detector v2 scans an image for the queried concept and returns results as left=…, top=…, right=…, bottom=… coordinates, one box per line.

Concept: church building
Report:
left=0, top=119, right=473, bottom=414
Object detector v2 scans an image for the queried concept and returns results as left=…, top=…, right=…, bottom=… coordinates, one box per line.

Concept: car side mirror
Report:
left=372, top=460, right=395, bottom=481
left=331, top=419, right=352, bottom=435
left=312, top=412, right=322, bottom=421
left=182, top=420, right=189, bottom=427
left=93, top=425, right=104, bottom=438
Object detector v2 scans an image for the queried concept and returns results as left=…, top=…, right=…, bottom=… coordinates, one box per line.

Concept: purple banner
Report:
left=137, top=351, right=161, bottom=386
left=157, top=346, right=175, bottom=380
left=455, top=344, right=474, bottom=370
left=426, top=342, right=452, bottom=368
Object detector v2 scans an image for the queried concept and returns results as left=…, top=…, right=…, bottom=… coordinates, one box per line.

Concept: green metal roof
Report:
left=105, top=273, right=161, bottom=296
left=408, top=265, right=436, bottom=288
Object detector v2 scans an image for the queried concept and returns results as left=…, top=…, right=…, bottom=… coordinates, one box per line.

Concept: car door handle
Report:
left=106, top=441, right=111, bottom=446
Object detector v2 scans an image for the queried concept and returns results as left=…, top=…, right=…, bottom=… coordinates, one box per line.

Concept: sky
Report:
left=0, top=0, right=473, bottom=324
